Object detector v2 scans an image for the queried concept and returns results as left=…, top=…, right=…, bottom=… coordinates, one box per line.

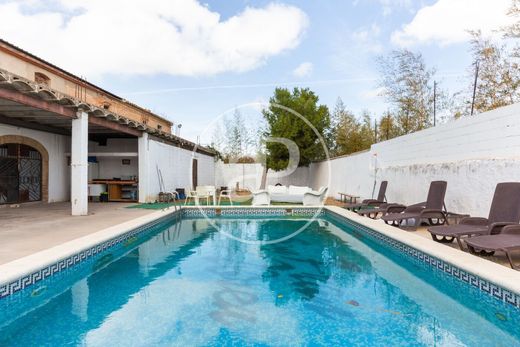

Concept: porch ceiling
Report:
left=0, top=68, right=215, bottom=155
left=0, top=69, right=142, bottom=137
left=0, top=99, right=135, bottom=137
left=0, top=99, right=72, bottom=135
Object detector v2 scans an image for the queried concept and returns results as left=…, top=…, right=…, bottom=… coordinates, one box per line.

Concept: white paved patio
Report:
left=0, top=202, right=154, bottom=265
left=0, top=201, right=517, bottom=271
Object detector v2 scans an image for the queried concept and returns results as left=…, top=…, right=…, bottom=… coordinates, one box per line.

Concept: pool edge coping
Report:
left=0, top=205, right=312, bottom=289
left=324, top=206, right=520, bottom=297
left=1, top=205, right=520, bottom=301
left=0, top=208, right=176, bottom=288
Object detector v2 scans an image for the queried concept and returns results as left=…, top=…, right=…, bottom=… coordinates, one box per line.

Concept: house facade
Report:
left=0, top=39, right=215, bottom=215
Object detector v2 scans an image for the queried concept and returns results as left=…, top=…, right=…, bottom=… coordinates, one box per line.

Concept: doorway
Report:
left=0, top=143, right=42, bottom=204
left=192, top=158, right=198, bottom=189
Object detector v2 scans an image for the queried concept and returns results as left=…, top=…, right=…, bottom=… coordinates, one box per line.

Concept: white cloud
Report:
left=391, top=0, right=514, bottom=46
left=292, top=62, right=313, bottom=77
left=378, top=0, right=413, bottom=16
left=0, top=0, right=308, bottom=77
left=351, top=23, right=383, bottom=53
left=329, top=22, right=383, bottom=75
left=352, top=0, right=412, bottom=15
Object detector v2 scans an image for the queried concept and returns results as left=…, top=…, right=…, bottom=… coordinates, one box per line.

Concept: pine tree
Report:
left=263, top=87, right=331, bottom=170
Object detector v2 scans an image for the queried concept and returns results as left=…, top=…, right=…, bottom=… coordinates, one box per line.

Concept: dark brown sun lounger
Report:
left=380, top=181, right=448, bottom=231
left=357, top=201, right=417, bottom=219
left=344, top=181, right=387, bottom=212
left=465, top=225, right=520, bottom=269
left=428, top=182, right=520, bottom=250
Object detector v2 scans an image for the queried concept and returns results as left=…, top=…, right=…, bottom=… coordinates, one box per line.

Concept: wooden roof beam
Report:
left=0, top=87, right=75, bottom=118
left=88, top=116, right=142, bottom=137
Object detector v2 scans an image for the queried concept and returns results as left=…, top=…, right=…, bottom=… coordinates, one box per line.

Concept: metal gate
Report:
left=0, top=143, right=42, bottom=204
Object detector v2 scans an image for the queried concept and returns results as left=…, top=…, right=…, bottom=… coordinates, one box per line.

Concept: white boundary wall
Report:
left=0, top=123, right=70, bottom=202
left=140, top=137, right=215, bottom=202
left=310, top=103, right=520, bottom=217
left=214, top=162, right=311, bottom=190
left=310, top=151, right=373, bottom=201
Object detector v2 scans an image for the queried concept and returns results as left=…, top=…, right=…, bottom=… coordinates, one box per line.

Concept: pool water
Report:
left=1, top=215, right=519, bottom=346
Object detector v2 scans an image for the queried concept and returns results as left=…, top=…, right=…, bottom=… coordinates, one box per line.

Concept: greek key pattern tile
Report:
left=326, top=210, right=520, bottom=310
left=5, top=207, right=517, bottom=311
left=182, top=207, right=324, bottom=217
left=0, top=211, right=181, bottom=300
left=291, top=208, right=326, bottom=216
left=1, top=208, right=324, bottom=300
left=224, top=208, right=288, bottom=216
left=182, top=207, right=217, bottom=217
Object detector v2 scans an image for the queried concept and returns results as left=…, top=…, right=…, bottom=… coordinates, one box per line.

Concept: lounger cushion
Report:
left=270, top=194, right=303, bottom=203
left=266, top=185, right=313, bottom=203
left=268, top=185, right=287, bottom=194
left=288, top=185, right=312, bottom=195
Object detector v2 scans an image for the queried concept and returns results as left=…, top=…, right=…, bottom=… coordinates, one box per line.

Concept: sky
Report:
left=0, top=0, right=515, bottom=142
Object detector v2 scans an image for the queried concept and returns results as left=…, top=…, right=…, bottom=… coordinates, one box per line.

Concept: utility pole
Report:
left=405, top=112, right=409, bottom=134
left=471, top=60, right=480, bottom=116
left=386, top=111, right=390, bottom=140
left=433, top=81, right=437, bottom=126
left=374, top=118, right=377, bottom=143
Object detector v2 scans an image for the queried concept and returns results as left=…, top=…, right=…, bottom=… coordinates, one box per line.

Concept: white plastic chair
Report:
left=303, top=187, right=328, bottom=206
left=185, top=186, right=211, bottom=205
left=252, top=190, right=270, bottom=206
left=218, top=189, right=233, bottom=205
left=201, top=185, right=216, bottom=205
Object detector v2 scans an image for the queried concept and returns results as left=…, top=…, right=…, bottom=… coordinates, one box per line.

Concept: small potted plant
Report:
left=100, top=192, right=109, bottom=202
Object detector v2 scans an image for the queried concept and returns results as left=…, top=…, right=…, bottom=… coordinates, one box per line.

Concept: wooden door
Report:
left=108, top=184, right=122, bottom=201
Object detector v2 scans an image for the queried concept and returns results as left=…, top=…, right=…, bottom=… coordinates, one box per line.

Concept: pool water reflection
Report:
left=0, top=216, right=519, bottom=346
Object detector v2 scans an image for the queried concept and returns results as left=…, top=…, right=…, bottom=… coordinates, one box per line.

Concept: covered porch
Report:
left=0, top=69, right=149, bottom=215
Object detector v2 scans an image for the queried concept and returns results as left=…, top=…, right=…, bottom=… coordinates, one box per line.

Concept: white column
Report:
left=71, top=110, right=89, bottom=216
left=138, top=132, right=149, bottom=203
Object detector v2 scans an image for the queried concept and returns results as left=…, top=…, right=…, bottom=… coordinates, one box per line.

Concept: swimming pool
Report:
left=1, top=209, right=519, bottom=346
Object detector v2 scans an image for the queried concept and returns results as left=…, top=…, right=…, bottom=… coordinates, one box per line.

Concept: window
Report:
left=157, top=124, right=163, bottom=131
left=34, top=72, right=50, bottom=86
left=102, top=102, right=111, bottom=110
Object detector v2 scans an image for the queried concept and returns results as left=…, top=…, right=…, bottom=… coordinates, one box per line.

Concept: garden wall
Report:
left=310, top=103, right=520, bottom=216
left=214, top=162, right=311, bottom=190
left=140, top=136, right=215, bottom=202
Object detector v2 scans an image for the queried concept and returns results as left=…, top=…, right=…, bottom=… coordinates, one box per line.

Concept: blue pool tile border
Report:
left=325, top=209, right=520, bottom=310
left=182, top=207, right=325, bottom=217
left=2, top=206, right=520, bottom=311
left=0, top=207, right=323, bottom=300
left=0, top=210, right=182, bottom=300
